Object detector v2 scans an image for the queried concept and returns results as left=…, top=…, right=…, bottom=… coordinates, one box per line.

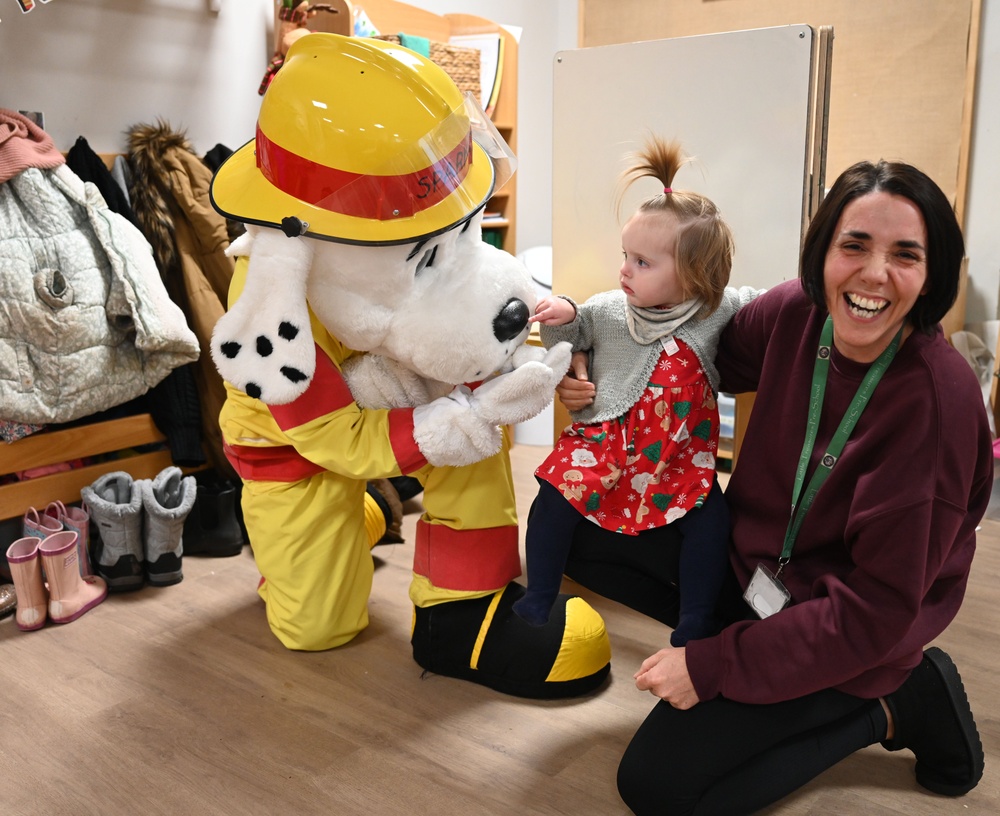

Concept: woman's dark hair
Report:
left=800, top=160, right=965, bottom=333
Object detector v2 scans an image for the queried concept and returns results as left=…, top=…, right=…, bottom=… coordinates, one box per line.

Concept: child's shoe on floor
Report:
left=140, top=467, right=196, bottom=587
left=81, top=471, right=144, bottom=592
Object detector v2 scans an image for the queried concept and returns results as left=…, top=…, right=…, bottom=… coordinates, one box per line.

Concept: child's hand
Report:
left=529, top=296, right=576, bottom=326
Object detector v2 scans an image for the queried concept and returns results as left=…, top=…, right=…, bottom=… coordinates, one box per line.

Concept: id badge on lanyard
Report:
left=744, top=563, right=792, bottom=618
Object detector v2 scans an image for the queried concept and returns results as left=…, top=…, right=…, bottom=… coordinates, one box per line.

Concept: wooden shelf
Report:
left=356, top=0, right=519, bottom=254
left=0, top=414, right=179, bottom=521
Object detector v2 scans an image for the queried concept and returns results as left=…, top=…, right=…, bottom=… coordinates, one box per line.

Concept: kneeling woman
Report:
left=558, top=158, right=991, bottom=814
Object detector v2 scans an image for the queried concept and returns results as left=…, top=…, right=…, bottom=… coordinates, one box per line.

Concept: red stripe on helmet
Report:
left=255, top=126, right=474, bottom=221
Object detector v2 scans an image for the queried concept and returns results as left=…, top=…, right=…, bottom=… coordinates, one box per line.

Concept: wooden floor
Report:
left=1, top=443, right=997, bottom=815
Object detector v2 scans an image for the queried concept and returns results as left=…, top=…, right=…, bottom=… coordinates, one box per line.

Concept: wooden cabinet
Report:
left=352, top=0, right=519, bottom=254
left=447, top=12, right=518, bottom=255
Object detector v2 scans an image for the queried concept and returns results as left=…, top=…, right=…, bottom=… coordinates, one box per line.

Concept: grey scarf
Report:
left=625, top=298, right=704, bottom=345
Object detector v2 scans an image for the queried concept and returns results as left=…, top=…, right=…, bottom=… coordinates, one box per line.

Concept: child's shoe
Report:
left=182, top=475, right=245, bottom=557
left=140, top=467, right=196, bottom=586
left=39, top=531, right=107, bottom=623
left=22, top=506, right=62, bottom=540
left=81, top=472, right=144, bottom=592
left=44, top=500, right=92, bottom=577
left=6, top=537, right=48, bottom=631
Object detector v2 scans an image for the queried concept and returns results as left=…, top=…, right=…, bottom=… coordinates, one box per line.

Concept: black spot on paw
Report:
left=220, top=341, right=241, bottom=359
left=280, top=366, right=308, bottom=383
left=246, top=382, right=262, bottom=399
left=256, top=336, right=273, bottom=357
left=278, top=322, right=299, bottom=341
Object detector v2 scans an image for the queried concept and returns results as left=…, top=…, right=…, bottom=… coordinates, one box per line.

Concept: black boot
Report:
left=182, top=476, right=245, bottom=557
left=411, top=582, right=611, bottom=699
left=881, top=647, right=984, bottom=795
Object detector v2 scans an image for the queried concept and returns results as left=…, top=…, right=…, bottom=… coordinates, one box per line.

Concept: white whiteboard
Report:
left=552, top=25, right=824, bottom=297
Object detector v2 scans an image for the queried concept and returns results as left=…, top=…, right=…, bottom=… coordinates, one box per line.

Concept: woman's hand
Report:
left=634, top=647, right=700, bottom=709
left=555, top=351, right=596, bottom=411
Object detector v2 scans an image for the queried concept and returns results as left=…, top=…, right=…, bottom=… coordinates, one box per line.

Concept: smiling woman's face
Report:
left=823, top=191, right=929, bottom=363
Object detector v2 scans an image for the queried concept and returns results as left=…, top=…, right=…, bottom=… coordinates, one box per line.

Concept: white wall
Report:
left=0, top=0, right=273, bottom=157
left=964, top=0, right=1000, bottom=326
left=1, top=0, right=997, bottom=327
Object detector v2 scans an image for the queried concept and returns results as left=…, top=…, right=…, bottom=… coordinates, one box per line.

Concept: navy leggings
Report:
left=563, top=520, right=888, bottom=815
left=518, top=477, right=730, bottom=641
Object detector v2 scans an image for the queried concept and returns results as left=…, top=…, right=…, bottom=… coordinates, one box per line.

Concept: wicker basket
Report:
left=376, top=34, right=481, bottom=102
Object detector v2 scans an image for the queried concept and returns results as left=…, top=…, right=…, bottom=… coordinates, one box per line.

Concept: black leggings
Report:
left=564, top=523, right=888, bottom=815
left=618, top=689, right=885, bottom=815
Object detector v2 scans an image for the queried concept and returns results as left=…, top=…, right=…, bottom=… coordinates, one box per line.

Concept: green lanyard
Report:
left=778, top=315, right=903, bottom=578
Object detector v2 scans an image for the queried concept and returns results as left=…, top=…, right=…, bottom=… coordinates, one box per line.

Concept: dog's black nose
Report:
left=493, top=298, right=530, bottom=342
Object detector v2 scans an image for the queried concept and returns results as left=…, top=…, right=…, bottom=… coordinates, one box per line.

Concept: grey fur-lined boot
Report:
left=82, top=471, right=145, bottom=592
left=140, top=467, right=196, bottom=587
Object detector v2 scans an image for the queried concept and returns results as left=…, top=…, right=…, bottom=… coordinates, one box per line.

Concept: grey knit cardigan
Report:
left=540, top=286, right=761, bottom=425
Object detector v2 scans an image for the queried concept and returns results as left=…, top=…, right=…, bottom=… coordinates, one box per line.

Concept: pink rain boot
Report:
left=44, top=500, right=93, bottom=577
left=22, top=506, right=62, bottom=540
left=5, top=538, right=48, bottom=631
left=38, top=531, right=107, bottom=624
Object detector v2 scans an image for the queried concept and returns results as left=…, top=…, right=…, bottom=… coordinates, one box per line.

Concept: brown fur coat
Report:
left=126, top=120, right=237, bottom=478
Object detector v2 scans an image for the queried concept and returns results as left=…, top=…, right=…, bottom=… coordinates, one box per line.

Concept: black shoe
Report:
left=882, top=647, right=984, bottom=795
left=182, top=477, right=245, bottom=557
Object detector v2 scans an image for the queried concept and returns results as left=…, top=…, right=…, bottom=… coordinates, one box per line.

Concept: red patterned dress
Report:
left=535, top=339, right=718, bottom=535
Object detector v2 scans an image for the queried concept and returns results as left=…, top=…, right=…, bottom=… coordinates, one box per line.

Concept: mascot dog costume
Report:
left=208, top=33, right=611, bottom=698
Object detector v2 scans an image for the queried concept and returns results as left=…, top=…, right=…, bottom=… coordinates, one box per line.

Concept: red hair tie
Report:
left=663, top=187, right=673, bottom=194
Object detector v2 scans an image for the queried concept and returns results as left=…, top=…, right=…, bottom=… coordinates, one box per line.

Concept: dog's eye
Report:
left=415, top=245, right=438, bottom=275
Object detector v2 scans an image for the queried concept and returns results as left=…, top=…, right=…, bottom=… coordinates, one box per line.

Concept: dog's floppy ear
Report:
left=211, top=228, right=317, bottom=404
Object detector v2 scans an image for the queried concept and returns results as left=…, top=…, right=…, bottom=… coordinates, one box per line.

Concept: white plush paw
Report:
left=342, top=353, right=432, bottom=409
left=537, top=341, right=573, bottom=380
left=508, top=342, right=547, bottom=368
left=471, top=341, right=572, bottom=426
left=412, top=386, right=503, bottom=467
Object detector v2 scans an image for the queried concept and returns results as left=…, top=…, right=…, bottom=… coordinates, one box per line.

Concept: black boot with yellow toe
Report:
left=411, top=582, right=611, bottom=699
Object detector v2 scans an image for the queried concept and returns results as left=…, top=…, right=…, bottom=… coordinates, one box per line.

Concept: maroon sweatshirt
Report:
left=686, top=280, right=993, bottom=703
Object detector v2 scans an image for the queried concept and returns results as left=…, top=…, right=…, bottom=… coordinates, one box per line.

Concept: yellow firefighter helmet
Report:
left=210, top=32, right=514, bottom=245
